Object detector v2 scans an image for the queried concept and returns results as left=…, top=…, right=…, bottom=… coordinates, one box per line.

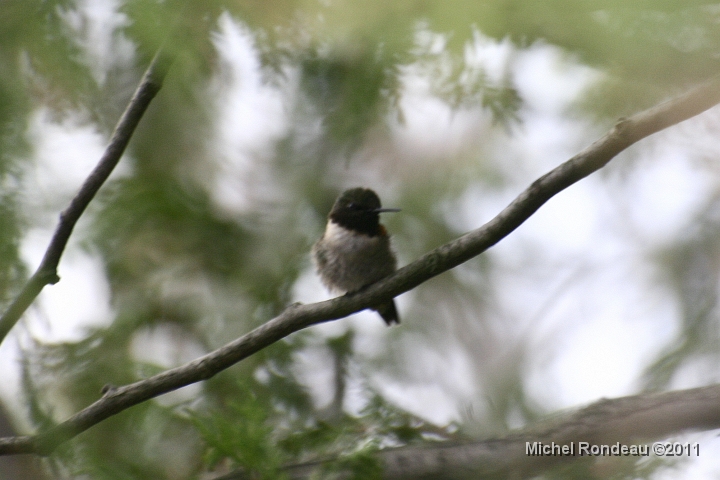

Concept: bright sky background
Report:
left=2, top=2, right=720, bottom=476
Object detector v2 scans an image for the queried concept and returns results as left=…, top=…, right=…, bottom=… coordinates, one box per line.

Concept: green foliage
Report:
left=300, top=49, right=399, bottom=153
left=322, top=446, right=383, bottom=480
left=643, top=195, right=720, bottom=391
left=93, top=176, right=252, bottom=288
left=188, top=339, right=459, bottom=478
left=0, top=193, right=26, bottom=306
left=190, top=380, right=286, bottom=479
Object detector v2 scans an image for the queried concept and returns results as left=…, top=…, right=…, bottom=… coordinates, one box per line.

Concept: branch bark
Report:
left=1, top=75, right=720, bottom=456
left=0, top=50, right=172, bottom=345
left=378, top=383, right=720, bottom=479
left=236, top=383, right=720, bottom=480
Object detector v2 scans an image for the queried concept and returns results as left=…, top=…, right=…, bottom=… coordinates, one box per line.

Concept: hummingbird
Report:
left=312, top=187, right=401, bottom=326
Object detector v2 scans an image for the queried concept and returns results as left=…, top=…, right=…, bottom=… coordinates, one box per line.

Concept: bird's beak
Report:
left=374, top=207, right=401, bottom=213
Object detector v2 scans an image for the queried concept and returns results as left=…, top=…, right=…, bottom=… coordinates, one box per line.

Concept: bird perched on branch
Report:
left=312, top=187, right=401, bottom=326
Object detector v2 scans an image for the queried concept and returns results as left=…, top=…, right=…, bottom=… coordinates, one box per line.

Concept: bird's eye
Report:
left=347, top=202, right=359, bottom=209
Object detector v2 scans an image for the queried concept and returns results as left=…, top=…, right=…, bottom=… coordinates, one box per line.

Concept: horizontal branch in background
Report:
left=254, top=384, right=720, bottom=480
left=1, top=74, right=720, bottom=457
left=0, top=50, right=171, bottom=346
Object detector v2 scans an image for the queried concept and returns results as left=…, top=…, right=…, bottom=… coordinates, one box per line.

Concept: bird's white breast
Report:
left=323, top=221, right=380, bottom=251
left=313, top=220, right=396, bottom=293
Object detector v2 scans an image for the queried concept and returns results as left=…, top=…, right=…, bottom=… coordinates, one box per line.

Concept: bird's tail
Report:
left=375, top=300, right=400, bottom=326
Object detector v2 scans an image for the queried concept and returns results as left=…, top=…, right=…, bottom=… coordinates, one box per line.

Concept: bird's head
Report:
left=328, top=188, right=400, bottom=236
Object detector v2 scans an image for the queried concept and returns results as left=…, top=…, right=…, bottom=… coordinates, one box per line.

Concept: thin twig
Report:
left=0, top=50, right=172, bottom=345
left=1, top=74, right=720, bottom=456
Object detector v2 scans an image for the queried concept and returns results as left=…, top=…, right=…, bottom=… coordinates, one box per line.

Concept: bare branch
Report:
left=217, top=384, right=720, bottom=479
left=2, top=75, right=720, bottom=456
left=375, top=383, right=720, bottom=479
left=0, top=51, right=172, bottom=346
